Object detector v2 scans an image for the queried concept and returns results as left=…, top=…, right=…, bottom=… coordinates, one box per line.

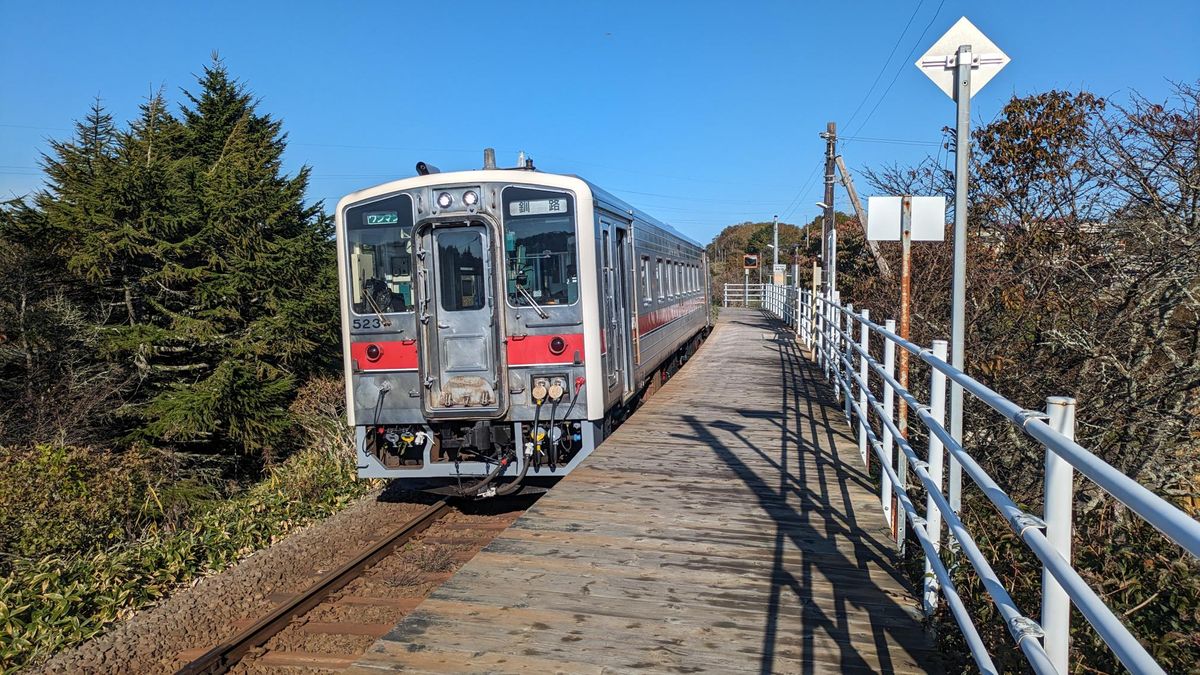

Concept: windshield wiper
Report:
left=362, top=292, right=394, bottom=328
left=515, top=285, right=550, bottom=319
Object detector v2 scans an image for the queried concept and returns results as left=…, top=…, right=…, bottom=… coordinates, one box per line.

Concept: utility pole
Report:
left=821, top=122, right=837, bottom=297
left=772, top=214, right=779, bottom=267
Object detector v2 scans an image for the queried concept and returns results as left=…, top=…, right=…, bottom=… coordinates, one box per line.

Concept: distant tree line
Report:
left=0, top=57, right=339, bottom=466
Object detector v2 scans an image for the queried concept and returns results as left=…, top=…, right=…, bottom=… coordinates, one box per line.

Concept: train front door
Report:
left=414, top=220, right=503, bottom=419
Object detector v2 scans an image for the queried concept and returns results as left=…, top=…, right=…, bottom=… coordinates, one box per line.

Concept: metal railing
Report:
left=722, top=282, right=765, bottom=307
left=759, top=283, right=1200, bottom=675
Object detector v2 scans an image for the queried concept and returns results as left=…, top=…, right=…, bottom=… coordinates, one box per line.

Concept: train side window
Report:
left=655, top=258, right=664, bottom=300
left=640, top=256, right=651, bottom=304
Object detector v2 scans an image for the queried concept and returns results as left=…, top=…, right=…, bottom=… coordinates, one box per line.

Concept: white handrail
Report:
left=756, top=283, right=1197, bottom=674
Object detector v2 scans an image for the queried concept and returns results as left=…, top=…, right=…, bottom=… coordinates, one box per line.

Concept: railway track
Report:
left=175, top=497, right=526, bottom=674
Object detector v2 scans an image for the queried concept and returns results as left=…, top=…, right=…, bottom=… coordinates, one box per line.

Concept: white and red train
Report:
left=336, top=152, right=710, bottom=496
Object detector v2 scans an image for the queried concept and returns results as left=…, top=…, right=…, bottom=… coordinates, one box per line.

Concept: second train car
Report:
left=336, top=152, right=710, bottom=497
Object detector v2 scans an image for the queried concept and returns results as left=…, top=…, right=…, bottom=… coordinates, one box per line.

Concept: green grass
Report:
left=0, top=438, right=372, bottom=672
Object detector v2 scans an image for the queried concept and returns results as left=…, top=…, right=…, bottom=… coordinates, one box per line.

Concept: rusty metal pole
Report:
left=895, top=196, right=913, bottom=550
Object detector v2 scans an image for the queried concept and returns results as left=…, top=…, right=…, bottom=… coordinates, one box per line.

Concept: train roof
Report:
left=574, top=177, right=704, bottom=249
left=336, top=169, right=704, bottom=251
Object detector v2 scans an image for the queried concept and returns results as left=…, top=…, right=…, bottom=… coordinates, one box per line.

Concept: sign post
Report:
left=915, top=16, right=1009, bottom=517
left=743, top=254, right=759, bottom=306
left=868, top=194, right=946, bottom=547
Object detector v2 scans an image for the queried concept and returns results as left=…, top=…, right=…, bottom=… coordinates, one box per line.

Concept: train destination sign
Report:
left=364, top=211, right=399, bottom=225
left=508, top=198, right=569, bottom=216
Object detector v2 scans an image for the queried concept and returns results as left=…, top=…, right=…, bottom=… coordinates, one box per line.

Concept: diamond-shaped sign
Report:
left=915, top=16, right=1009, bottom=100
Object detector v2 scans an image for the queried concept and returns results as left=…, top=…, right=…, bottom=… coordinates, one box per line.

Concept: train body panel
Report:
left=336, top=167, right=710, bottom=495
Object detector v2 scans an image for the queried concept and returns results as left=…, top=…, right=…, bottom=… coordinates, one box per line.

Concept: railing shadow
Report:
left=679, top=308, right=935, bottom=674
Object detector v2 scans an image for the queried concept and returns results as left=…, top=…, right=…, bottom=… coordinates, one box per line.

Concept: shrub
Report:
left=0, top=377, right=373, bottom=672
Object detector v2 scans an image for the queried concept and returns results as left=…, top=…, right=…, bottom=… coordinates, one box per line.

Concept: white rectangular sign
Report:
left=508, top=198, right=569, bottom=217
left=867, top=196, right=947, bottom=241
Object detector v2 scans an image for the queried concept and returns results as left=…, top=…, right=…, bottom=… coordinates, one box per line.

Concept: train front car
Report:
left=337, top=164, right=709, bottom=497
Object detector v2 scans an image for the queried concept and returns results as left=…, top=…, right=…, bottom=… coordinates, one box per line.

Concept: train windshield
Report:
left=502, top=187, right=578, bottom=308
left=345, top=194, right=415, bottom=314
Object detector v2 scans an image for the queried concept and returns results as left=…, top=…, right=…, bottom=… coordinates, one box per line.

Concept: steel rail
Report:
left=176, top=499, right=452, bottom=675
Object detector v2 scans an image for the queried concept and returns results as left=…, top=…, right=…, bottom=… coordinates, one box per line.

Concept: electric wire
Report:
left=847, top=0, right=948, bottom=139
left=841, top=0, right=926, bottom=134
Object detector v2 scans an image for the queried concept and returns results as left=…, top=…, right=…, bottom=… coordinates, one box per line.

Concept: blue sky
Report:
left=2, top=0, right=1197, bottom=242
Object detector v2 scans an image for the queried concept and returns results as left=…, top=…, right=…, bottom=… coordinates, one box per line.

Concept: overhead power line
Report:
left=839, top=135, right=939, bottom=146
left=842, top=0, right=926, bottom=133
left=848, top=0, right=948, bottom=138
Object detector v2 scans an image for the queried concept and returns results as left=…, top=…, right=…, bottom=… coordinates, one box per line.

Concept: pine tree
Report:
left=135, top=57, right=338, bottom=458
left=0, top=98, right=131, bottom=441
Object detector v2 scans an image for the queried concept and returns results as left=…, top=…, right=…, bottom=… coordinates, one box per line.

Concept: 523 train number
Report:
left=351, top=317, right=385, bottom=330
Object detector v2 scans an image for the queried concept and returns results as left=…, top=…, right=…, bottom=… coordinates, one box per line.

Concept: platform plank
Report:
left=349, top=309, right=937, bottom=674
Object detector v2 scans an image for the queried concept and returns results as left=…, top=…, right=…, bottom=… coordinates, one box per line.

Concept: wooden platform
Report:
left=349, top=309, right=937, bottom=674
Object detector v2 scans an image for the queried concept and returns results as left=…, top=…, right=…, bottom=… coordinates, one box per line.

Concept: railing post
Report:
left=793, top=287, right=800, bottom=334
left=802, top=289, right=811, bottom=347
left=815, top=293, right=823, bottom=369
left=820, top=293, right=829, bottom=376
left=807, top=290, right=814, bottom=348
left=832, top=292, right=842, bottom=392
left=880, top=320, right=896, bottom=532
left=839, top=302, right=852, bottom=407
left=1043, top=396, right=1076, bottom=674
left=857, top=309, right=870, bottom=467
left=924, top=339, right=949, bottom=615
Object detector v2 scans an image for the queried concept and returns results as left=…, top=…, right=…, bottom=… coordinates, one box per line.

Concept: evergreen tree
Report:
left=134, top=58, right=338, bottom=458
left=3, top=59, right=339, bottom=460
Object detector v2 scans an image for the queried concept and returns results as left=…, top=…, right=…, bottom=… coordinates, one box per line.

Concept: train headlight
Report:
left=365, top=344, right=382, bottom=361
left=549, top=336, right=567, bottom=354
left=462, top=190, right=478, bottom=207
left=436, top=192, right=453, bottom=209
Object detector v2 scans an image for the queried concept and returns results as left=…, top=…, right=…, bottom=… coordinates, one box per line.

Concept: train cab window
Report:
left=436, top=228, right=486, bottom=312
left=640, top=256, right=651, bottom=304
left=502, top=187, right=578, bottom=308
left=345, top=194, right=415, bottom=315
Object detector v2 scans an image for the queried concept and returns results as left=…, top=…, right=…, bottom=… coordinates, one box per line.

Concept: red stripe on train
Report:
left=638, top=296, right=705, bottom=335
left=507, top=333, right=583, bottom=365
left=351, top=340, right=418, bottom=371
